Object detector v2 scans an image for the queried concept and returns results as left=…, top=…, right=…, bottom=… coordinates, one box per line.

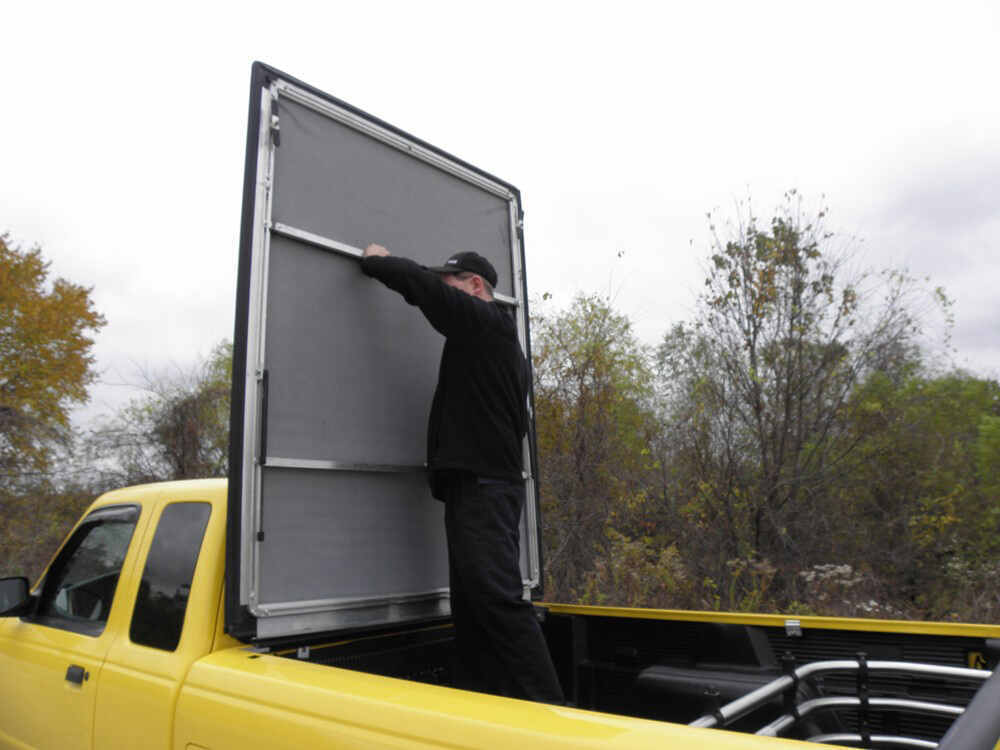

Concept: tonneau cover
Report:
left=226, top=63, right=542, bottom=641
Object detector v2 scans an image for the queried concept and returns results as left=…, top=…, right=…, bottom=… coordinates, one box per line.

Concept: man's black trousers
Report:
left=439, top=471, right=565, bottom=704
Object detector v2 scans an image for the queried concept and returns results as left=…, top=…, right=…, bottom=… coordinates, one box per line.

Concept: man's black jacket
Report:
left=360, top=255, right=528, bottom=491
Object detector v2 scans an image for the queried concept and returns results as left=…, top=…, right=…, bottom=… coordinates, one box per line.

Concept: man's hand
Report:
left=364, top=243, right=390, bottom=258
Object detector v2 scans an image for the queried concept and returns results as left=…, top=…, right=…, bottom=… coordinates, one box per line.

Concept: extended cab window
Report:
left=34, top=505, right=140, bottom=636
left=130, top=502, right=211, bottom=651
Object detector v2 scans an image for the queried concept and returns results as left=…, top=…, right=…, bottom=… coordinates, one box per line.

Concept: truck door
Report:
left=0, top=505, right=142, bottom=750
left=226, top=63, right=544, bottom=643
left=92, top=500, right=215, bottom=750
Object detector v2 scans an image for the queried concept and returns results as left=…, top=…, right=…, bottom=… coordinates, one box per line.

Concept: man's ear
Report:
left=471, top=275, right=486, bottom=298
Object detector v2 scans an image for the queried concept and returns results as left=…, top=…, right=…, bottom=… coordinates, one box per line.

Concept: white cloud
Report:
left=3, top=0, right=999, bottom=428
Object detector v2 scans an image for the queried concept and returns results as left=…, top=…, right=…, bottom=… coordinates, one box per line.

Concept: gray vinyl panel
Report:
left=258, top=467, right=448, bottom=604
left=272, top=98, right=514, bottom=297
left=264, top=234, right=438, bottom=463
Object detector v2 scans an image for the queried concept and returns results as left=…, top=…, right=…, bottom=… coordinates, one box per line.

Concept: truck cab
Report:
left=0, top=481, right=231, bottom=749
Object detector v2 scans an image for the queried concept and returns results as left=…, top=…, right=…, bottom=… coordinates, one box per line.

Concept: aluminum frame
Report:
left=254, top=588, right=452, bottom=639
left=264, top=457, right=427, bottom=474
left=238, top=83, right=278, bottom=608
left=508, top=191, right=541, bottom=587
left=237, top=73, right=542, bottom=636
left=270, top=221, right=518, bottom=307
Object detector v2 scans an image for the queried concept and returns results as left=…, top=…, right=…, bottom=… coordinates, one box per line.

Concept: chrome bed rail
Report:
left=689, top=657, right=992, bottom=748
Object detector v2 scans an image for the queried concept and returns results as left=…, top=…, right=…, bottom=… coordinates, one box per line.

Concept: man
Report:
left=361, top=243, right=564, bottom=705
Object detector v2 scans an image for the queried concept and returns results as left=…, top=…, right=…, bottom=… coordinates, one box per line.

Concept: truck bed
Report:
left=265, top=606, right=998, bottom=746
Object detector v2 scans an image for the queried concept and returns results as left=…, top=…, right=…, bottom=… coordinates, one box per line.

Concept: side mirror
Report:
left=0, top=577, right=32, bottom=616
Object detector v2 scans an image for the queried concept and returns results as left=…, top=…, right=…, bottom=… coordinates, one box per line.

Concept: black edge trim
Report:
left=225, top=61, right=271, bottom=642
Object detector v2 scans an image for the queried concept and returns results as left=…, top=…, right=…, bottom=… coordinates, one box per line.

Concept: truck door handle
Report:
left=65, top=665, right=89, bottom=684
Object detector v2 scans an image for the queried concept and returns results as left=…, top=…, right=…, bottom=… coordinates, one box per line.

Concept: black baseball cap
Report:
left=426, top=251, right=498, bottom=288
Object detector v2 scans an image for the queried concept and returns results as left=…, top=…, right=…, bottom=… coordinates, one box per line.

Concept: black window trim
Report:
left=24, top=503, right=141, bottom=637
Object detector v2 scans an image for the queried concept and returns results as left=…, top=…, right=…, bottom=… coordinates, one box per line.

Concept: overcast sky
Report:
left=4, top=1, right=999, bottom=426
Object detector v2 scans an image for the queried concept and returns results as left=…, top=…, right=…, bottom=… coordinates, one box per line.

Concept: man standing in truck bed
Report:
left=361, top=243, right=564, bottom=705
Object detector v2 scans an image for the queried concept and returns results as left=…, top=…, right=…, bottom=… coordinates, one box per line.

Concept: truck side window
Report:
left=129, top=502, right=211, bottom=651
left=34, top=505, right=140, bottom=636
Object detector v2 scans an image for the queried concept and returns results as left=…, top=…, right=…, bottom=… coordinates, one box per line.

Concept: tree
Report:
left=531, top=294, right=656, bottom=600
left=0, top=234, right=105, bottom=482
left=87, top=340, right=232, bottom=486
left=656, top=192, right=940, bottom=605
left=835, top=371, right=1000, bottom=620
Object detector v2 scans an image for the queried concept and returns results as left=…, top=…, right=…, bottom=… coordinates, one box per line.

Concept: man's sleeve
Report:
left=360, top=255, right=500, bottom=338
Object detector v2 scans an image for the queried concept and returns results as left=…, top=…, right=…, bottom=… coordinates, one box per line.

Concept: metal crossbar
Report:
left=689, top=659, right=991, bottom=730
left=757, top=696, right=964, bottom=736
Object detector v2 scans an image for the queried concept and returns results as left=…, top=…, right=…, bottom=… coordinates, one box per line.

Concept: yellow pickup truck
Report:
left=2, top=479, right=999, bottom=749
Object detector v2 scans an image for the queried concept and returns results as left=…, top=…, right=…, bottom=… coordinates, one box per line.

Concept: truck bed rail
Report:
left=689, top=657, right=991, bottom=748
left=690, top=659, right=990, bottom=730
